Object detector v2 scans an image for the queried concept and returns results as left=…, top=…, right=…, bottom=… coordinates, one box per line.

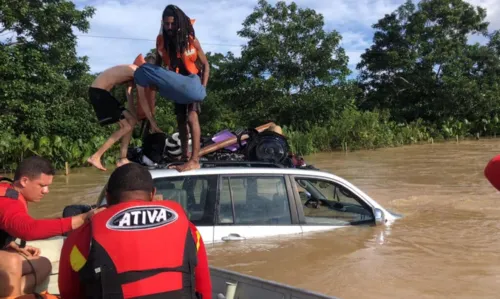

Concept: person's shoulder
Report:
left=0, top=186, right=26, bottom=210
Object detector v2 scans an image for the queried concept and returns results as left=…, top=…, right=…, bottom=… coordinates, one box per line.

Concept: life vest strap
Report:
left=117, top=265, right=190, bottom=285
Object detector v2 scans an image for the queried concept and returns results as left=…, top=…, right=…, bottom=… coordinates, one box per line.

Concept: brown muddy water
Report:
left=20, top=139, right=500, bottom=299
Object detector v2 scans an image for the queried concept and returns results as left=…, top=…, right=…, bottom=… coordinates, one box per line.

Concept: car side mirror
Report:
left=62, top=204, right=96, bottom=218
left=374, top=208, right=385, bottom=225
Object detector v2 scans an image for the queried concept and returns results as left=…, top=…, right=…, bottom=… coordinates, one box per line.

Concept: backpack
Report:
left=237, top=129, right=290, bottom=164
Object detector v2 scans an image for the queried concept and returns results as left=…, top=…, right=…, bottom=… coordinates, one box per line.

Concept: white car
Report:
left=93, top=161, right=402, bottom=244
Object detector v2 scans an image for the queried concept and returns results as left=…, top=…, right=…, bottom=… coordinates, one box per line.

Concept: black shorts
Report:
left=89, top=87, right=126, bottom=126
left=175, top=102, right=201, bottom=117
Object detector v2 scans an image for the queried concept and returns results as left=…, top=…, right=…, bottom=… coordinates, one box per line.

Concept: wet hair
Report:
left=14, top=156, right=55, bottom=181
left=162, top=5, right=195, bottom=57
left=106, top=163, right=154, bottom=205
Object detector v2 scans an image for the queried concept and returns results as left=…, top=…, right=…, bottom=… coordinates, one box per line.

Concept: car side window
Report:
left=152, top=175, right=217, bottom=226
left=295, top=177, right=374, bottom=225
left=217, top=176, right=292, bottom=225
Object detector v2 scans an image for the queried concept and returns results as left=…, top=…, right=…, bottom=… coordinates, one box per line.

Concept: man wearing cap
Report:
left=58, top=163, right=212, bottom=299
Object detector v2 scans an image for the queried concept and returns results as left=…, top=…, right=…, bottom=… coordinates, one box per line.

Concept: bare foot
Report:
left=169, top=160, right=200, bottom=172
left=116, top=158, right=131, bottom=168
left=87, top=156, right=107, bottom=171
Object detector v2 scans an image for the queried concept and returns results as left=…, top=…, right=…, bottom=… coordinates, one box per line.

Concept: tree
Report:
left=356, top=0, right=493, bottom=123
left=207, top=0, right=353, bottom=129
left=0, top=0, right=100, bottom=139
left=238, top=0, right=350, bottom=93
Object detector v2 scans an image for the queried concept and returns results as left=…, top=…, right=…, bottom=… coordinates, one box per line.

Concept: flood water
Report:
left=24, top=139, right=500, bottom=299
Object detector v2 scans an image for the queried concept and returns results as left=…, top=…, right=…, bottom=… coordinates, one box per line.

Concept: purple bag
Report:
left=211, top=129, right=246, bottom=152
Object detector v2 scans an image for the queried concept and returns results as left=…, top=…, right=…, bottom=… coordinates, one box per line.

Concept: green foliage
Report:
left=356, top=0, right=500, bottom=124
left=0, top=129, right=142, bottom=172
left=3, top=0, right=500, bottom=170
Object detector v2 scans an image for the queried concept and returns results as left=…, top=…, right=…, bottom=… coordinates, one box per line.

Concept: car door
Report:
left=212, top=174, right=302, bottom=243
left=290, top=175, right=376, bottom=234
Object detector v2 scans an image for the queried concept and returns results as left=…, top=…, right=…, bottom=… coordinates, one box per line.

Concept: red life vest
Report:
left=0, top=177, right=28, bottom=249
left=78, top=200, right=198, bottom=299
left=485, top=154, right=500, bottom=191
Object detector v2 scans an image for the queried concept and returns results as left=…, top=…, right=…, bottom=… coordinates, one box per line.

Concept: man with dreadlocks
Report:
left=133, top=5, right=210, bottom=172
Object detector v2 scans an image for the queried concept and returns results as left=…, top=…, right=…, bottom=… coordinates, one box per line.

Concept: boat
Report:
left=26, top=237, right=340, bottom=299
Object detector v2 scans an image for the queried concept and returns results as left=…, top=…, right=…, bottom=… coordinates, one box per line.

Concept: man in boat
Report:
left=134, top=4, right=210, bottom=172
left=0, top=156, right=102, bottom=298
left=86, top=53, right=158, bottom=171
left=58, top=163, right=212, bottom=299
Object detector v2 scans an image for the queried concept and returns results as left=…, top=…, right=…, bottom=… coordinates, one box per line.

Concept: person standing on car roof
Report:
left=58, top=163, right=212, bottom=299
left=0, top=156, right=102, bottom=298
left=134, top=4, right=210, bottom=173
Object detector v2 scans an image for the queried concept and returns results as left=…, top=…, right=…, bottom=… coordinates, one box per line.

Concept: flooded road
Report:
left=24, top=139, right=500, bottom=299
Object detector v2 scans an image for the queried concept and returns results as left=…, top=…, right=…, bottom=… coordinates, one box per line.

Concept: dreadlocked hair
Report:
left=162, top=5, right=195, bottom=56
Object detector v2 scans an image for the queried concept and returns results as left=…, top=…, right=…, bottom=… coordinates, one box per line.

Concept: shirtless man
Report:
left=86, top=64, right=139, bottom=171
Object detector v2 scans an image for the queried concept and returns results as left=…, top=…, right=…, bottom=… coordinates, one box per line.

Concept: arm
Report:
left=154, top=49, right=162, bottom=66
left=59, top=224, right=91, bottom=299
left=0, top=200, right=94, bottom=241
left=126, top=83, right=136, bottom=117
left=190, top=224, right=212, bottom=299
left=193, top=38, right=210, bottom=87
left=154, top=35, right=163, bottom=67
left=136, top=85, right=162, bottom=133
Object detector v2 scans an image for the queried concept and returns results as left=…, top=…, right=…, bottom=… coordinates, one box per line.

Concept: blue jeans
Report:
left=134, top=63, right=206, bottom=105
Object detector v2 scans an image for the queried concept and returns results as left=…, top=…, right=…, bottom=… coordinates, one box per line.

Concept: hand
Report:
left=84, top=207, right=106, bottom=221
left=7, top=242, right=40, bottom=257
left=149, top=122, right=163, bottom=134
left=72, top=207, right=106, bottom=229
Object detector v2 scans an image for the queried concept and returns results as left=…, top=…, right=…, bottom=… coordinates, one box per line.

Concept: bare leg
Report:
left=87, top=111, right=134, bottom=171
left=20, top=255, right=52, bottom=294
left=176, top=113, right=190, bottom=161
left=117, top=112, right=138, bottom=167
left=174, top=111, right=201, bottom=172
left=187, top=110, right=201, bottom=163
left=0, top=250, right=23, bottom=297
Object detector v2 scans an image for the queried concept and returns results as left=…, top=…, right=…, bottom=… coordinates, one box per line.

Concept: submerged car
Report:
left=94, top=161, right=402, bottom=244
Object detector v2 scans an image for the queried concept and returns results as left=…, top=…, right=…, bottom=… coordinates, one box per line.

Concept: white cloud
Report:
left=74, top=0, right=500, bottom=74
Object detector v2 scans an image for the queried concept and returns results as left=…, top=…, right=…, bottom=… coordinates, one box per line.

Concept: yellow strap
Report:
left=195, top=230, right=201, bottom=252
left=70, top=245, right=87, bottom=272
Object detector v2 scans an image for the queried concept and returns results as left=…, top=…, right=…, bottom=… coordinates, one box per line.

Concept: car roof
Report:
left=146, top=161, right=389, bottom=211
left=148, top=162, right=341, bottom=182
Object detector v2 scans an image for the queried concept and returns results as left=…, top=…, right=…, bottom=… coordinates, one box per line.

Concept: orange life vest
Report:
left=77, top=200, right=198, bottom=299
left=156, top=20, right=200, bottom=75
left=0, top=177, right=28, bottom=249
left=132, top=54, right=156, bottom=121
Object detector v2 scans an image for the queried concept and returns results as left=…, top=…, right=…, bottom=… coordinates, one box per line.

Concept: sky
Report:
left=73, top=0, right=500, bottom=76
